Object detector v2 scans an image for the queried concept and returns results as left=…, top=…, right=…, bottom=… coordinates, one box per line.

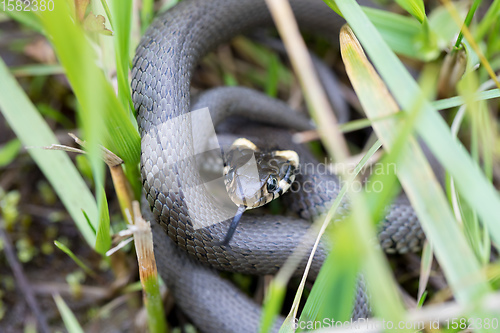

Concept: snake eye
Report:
left=266, top=175, right=278, bottom=192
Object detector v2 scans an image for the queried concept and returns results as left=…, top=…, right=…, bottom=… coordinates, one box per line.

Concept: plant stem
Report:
left=454, top=0, right=482, bottom=50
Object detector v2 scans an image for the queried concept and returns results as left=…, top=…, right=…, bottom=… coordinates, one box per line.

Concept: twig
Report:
left=0, top=219, right=50, bottom=333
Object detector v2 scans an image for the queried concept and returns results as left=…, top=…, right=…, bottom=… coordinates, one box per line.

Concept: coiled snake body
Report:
left=131, top=0, right=425, bottom=331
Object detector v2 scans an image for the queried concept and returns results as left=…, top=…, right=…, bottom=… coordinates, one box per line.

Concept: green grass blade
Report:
left=9, top=64, right=64, bottom=77
left=475, top=0, right=500, bottom=40
left=37, top=103, right=74, bottom=128
left=363, top=62, right=438, bottom=220
left=40, top=0, right=108, bottom=253
left=0, top=139, right=21, bottom=167
left=39, top=0, right=140, bottom=168
left=265, top=54, right=280, bottom=98
left=0, top=58, right=97, bottom=246
left=432, top=88, right=500, bottom=110
left=334, top=0, right=500, bottom=267
left=338, top=20, right=491, bottom=312
left=141, top=0, right=155, bottom=32
left=53, top=294, right=85, bottom=333
left=453, top=72, right=494, bottom=265
left=454, top=0, right=482, bottom=49
left=40, top=0, right=141, bottom=199
left=100, top=0, right=114, bottom=30
left=110, top=0, right=134, bottom=113
left=361, top=7, right=421, bottom=59
left=349, top=194, right=410, bottom=326
left=298, top=141, right=382, bottom=327
left=294, top=224, right=360, bottom=332
left=394, top=0, right=426, bottom=23
left=1, top=9, right=43, bottom=33
left=95, top=186, right=111, bottom=255
left=260, top=282, right=287, bottom=333
left=158, top=0, right=180, bottom=13
left=54, top=240, right=96, bottom=277
left=322, top=5, right=451, bottom=61
left=418, top=241, right=433, bottom=305
left=325, top=6, right=447, bottom=61
left=427, top=3, right=464, bottom=48
left=414, top=19, right=440, bottom=61
left=338, top=30, right=443, bottom=326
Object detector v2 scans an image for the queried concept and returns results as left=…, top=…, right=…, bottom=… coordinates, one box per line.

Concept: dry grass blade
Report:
left=265, top=0, right=349, bottom=162
left=258, top=2, right=351, bottom=330
left=130, top=201, right=168, bottom=333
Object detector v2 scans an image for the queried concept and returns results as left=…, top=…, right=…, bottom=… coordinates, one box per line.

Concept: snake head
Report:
left=218, top=138, right=299, bottom=246
left=223, top=138, right=299, bottom=209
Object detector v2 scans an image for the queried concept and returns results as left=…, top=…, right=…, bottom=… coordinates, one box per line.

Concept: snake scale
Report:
left=131, top=0, right=425, bottom=331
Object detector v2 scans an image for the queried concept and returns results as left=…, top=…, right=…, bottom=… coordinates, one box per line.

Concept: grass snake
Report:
left=132, top=0, right=425, bottom=331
